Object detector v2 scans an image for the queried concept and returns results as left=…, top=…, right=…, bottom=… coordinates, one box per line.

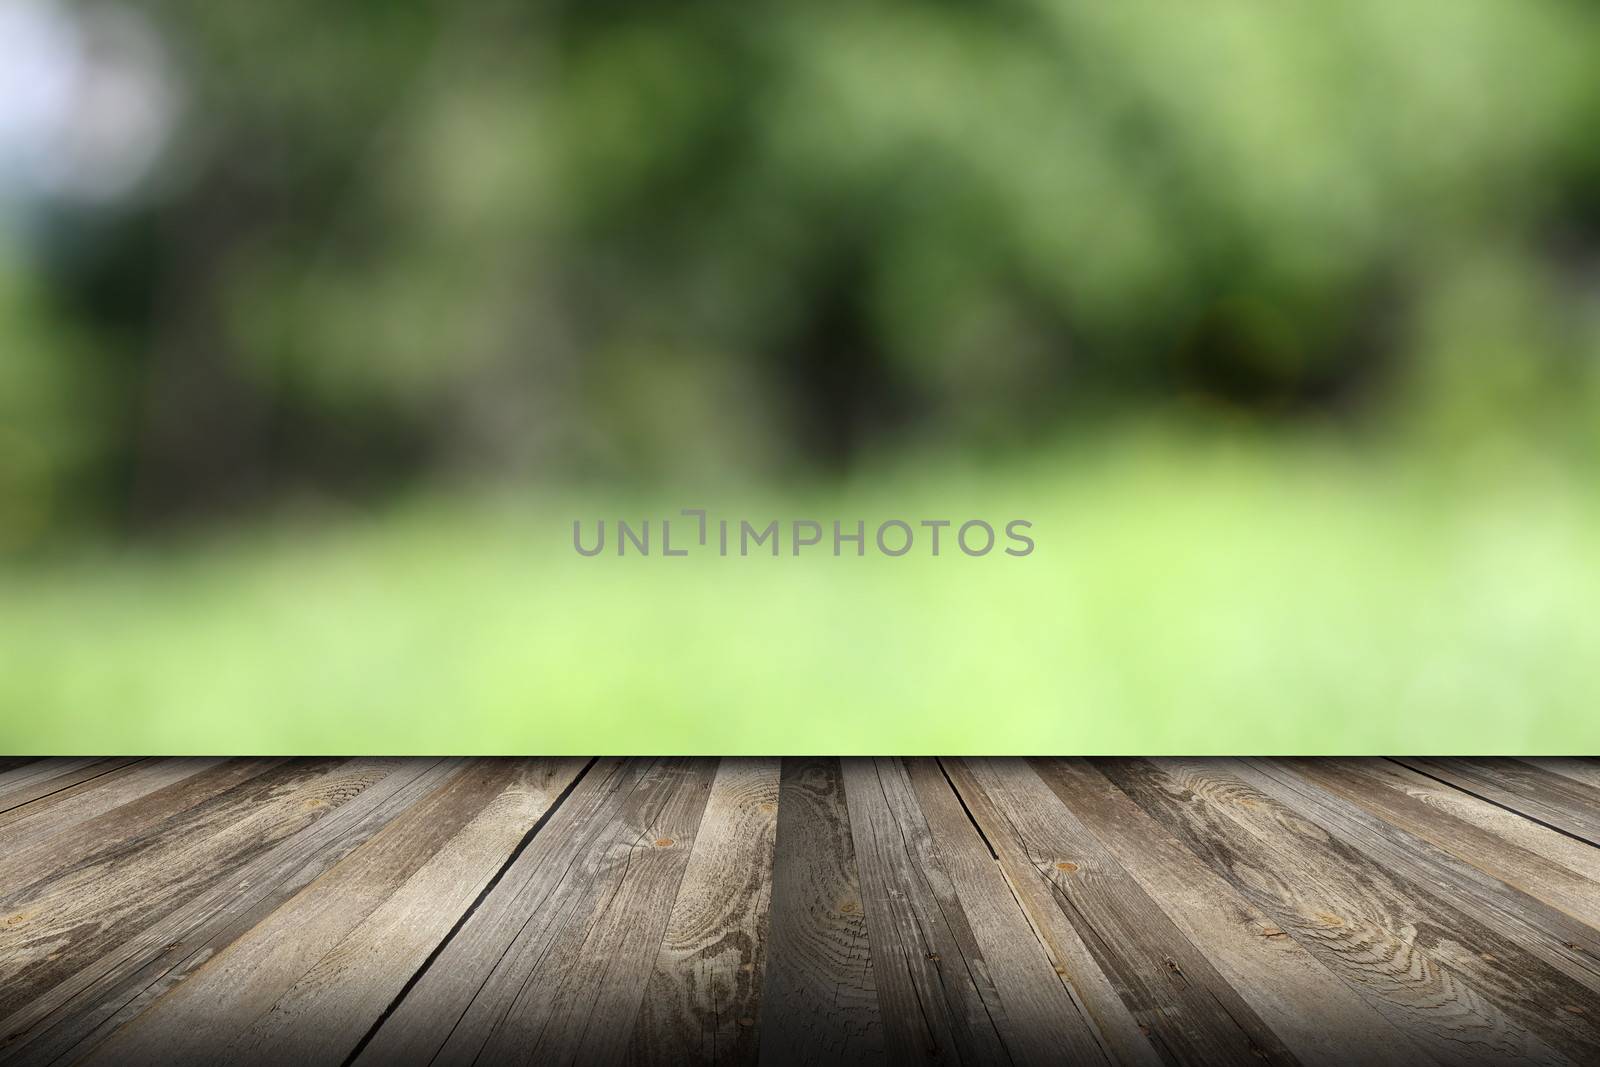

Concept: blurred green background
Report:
left=3, top=0, right=1600, bottom=752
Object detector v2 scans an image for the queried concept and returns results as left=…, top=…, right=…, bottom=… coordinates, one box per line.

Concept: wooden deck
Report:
left=2, top=758, right=1599, bottom=1065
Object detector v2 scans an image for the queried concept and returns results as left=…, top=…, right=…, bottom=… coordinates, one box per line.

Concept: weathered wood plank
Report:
left=0, top=757, right=227, bottom=847
left=0, top=758, right=140, bottom=815
left=1277, top=759, right=1600, bottom=945
left=0, top=758, right=444, bottom=1067
left=840, top=757, right=1012, bottom=1064
left=953, top=758, right=1295, bottom=1066
left=1103, top=758, right=1586, bottom=1066
left=1399, top=759, right=1600, bottom=848
left=0, top=758, right=48, bottom=783
left=356, top=759, right=713, bottom=1067
left=625, top=758, right=781, bottom=1066
left=757, top=758, right=886, bottom=1067
left=462, top=758, right=717, bottom=1065
left=904, top=759, right=1110, bottom=1066
left=350, top=757, right=641, bottom=1066
left=0, top=758, right=397, bottom=1020
left=1531, top=758, right=1600, bottom=788
left=212, top=759, right=587, bottom=1067
left=0, top=757, right=101, bottom=803
left=0, top=758, right=285, bottom=895
left=940, top=759, right=1159, bottom=1067
left=1316, top=759, right=1600, bottom=890
left=1528, top=758, right=1600, bottom=793
left=1033, top=758, right=1431, bottom=1067
left=89, top=759, right=581, bottom=1066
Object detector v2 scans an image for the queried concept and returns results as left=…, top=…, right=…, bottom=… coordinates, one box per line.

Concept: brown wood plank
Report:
left=0, top=758, right=397, bottom=1020
left=625, top=758, right=781, bottom=1066
left=0, top=757, right=228, bottom=848
left=214, top=759, right=583, bottom=1067
left=1316, top=759, right=1600, bottom=890
left=839, top=757, right=1012, bottom=1064
left=465, top=758, right=716, bottom=1065
left=350, top=757, right=641, bottom=1066
left=0, top=758, right=47, bottom=781
left=0, top=758, right=448, bottom=1067
left=0, top=757, right=287, bottom=902
left=356, top=758, right=709, bottom=1067
left=1399, top=758, right=1600, bottom=848
left=90, top=759, right=583, bottom=1067
left=0, top=758, right=140, bottom=814
left=1032, top=758, right=1432, bottom=1067
left=756, top=758, right=886, bottom=1067
left=904, top=759, right=1110, bottom=1066
left=0, top=757, right=100, bottom=800
left=951, top=758, right=1294, bottom=1066
left=1528, top=759, right=1600, bottom=793
left=1102, top=758, right=1589, bottom=1066
left=1277, top=759, right=1600, bottom=943
left=940, top=759, right=1160, bottom=1067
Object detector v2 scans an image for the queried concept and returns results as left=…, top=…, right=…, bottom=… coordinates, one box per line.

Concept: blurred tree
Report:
left=3, top=0, right=1600, bottom=542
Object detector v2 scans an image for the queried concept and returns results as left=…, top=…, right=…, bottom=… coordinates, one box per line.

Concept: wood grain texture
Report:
left=0, top=756, right=226, bottom=845
left=1, top=757, right=1597, bottom=1067
left=0, top=758, right=398, bottom=1021
left=354, top=759, right=716, bottom=1067
left=0, top=757, right=439, bottom=1067
left=89, top=759, right=585, bottom=1067
left=0, top=758, right=141, bottom=815
left=938, top=759, right=1158, bottom=1067
left=952, top=758, right=1296, bottom=1066
left=757, top=758, right=886, bottom=1067
left=463, top=758, right=716, bottom=1066
left=221, top=758, right=586, bottom=1067
left=1103, top=758, right=1592, bottom=1067
left=904, top=759, right=1109, bottom=1066
left=1275, top=759, right=1600, bottom=953
left=1316, top=759, right=1600, bottom=889
left=841, top=757, right=1012, bottom=1064
left=1398, top=758, right=1600, bottom=848
left=1032, top=758, right=1431, bottom=1067
left=626, top=758, right=781, bottom=1066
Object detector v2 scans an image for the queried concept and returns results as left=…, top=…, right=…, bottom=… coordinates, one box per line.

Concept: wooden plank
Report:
left=839, top=757, right=1012, bottom=1064
left=1278, top=759, right=1600, bottom=943
left=461, top=758, right=717, bottom=1065
left=0, top=758, right=446, bottom=1067
left=1529, top=759, right=1600, bottom=793
left=756, top=758, right=886, bottom=1067
left=355, top=759, right=702, bottom=1066
left=204, top=759, right=585, bottom=1067
left=350, top=757, right=640, bottom=1065
left=0, top=757, right=101, bottom=802
left=0, top=758, right=141, bottom=831
left=625, top=758, right=781, bottom=1066
left=89, top=759, right=578, bottom=1066
left=939, top=759, right=1159, bottom=1067
left=952, top=758, right=1294, bottom=1066
left=1033, top=758, right=1432, bottom=1067
left=0, top=757, right=228, bottom=849
left=0, top=758, right=48, bottom=782
left=0, top=758, right=287, bottom=898
left=0, top=758, right=397, bottom=1019
left=1399, top=759, right=1600, bottom=848
left=1237, top=759, right=1600, bottom=1002
left=0, top=758, right=139, bottom=814
left=1103, top=758, right=1587, bottom=1067
left=904, top=759, right=1110, bottom=1066
left=1317, top=759, right=1600, bottom=890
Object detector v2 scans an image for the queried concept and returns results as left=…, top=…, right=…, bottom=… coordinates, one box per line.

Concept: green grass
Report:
left=3, top=432, right=1596, bottom=753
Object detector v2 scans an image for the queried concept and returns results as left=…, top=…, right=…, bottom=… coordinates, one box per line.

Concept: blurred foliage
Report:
left=4, top=0, right=1600, bottom=546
